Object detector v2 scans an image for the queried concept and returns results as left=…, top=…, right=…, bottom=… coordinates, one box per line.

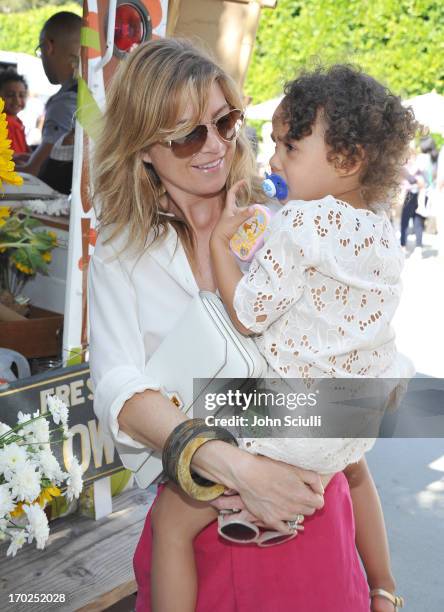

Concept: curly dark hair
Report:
left=0, top=68, right=28, bottom=92
left=280, top=64, right=420, bottom=206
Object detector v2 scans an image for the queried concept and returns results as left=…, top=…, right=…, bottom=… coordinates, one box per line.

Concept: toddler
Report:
left=151, top=65, right=418, bottom=612
left=0, top=69, right=29, bottom=156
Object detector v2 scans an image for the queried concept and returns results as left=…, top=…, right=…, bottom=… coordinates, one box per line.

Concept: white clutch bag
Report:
left=116, top=291, right=267, bottom=488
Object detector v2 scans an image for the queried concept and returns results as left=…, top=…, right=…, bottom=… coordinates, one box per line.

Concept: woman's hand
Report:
left=225, top=451, right=325, bottom=534
left=192, top=442, right=325, bottom=533
left=209, top=492, right=277, bottom=529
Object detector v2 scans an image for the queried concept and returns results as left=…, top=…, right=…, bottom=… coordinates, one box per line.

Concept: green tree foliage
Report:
left=0, top=3, right=82, bottom=56
left=246, top=0, right=444, bottom=102
left=0, top=1, right=81, bottom=14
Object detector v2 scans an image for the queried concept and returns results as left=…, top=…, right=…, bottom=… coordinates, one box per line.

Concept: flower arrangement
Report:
left=0, top=98, right=23, bottom=191
left=0, top=207, right=58, bottom=298
left=0, top=395, right=83, bottom=557
left=0, top=97, right=58, bottom=301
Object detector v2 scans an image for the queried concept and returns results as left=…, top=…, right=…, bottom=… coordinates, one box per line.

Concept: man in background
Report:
left=17, top=11, right=81, bottom=183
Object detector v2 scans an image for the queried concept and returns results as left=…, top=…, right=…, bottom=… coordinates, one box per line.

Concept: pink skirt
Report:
left=134, top=472, right=370, bottom=611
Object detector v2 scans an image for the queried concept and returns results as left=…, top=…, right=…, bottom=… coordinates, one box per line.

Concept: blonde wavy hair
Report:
left=93, top=38, right=267, bottom=258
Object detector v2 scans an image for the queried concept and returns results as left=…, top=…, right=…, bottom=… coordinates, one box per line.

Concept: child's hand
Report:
left=210, top=180, right=254, bottom=247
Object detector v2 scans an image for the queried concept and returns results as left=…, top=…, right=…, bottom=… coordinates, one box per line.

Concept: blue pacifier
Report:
left=262, top=173, right=288, bottom=201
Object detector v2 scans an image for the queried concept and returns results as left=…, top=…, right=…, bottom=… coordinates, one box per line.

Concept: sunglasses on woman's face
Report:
left=164, top=108, right=244, bottom=158
left=218, top=509, right=303, bottom=547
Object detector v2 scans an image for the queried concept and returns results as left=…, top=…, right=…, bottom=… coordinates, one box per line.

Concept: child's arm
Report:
left=210, top=181, right=258, bottom=335
left=211, top=181, right=304, bottom=337
left=343, top=457, right=399, bottom=611
left=211, top=238, right=253, bottom=335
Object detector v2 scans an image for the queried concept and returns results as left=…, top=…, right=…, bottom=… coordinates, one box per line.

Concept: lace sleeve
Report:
left=233, top=204, right=319, bottom=333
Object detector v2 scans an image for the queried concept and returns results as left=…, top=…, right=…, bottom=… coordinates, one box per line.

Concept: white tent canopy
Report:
left=246, top=96, right=283, bottom=121
left=247, top=91, right=444, bottom=135
left=403, top=91, right=444, bottom=135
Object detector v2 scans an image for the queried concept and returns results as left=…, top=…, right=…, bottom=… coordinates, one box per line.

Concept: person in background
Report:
left=16, top=11, right=81, bottom=179
left=38, top=129, right=75, bottom=195
left=400, top=144, right=425, bottom=252
left=435, top=143, right=444, bottom=257
left=400, top=137, right=438, bottom=254
left=0, top=69, right=30, bottom=159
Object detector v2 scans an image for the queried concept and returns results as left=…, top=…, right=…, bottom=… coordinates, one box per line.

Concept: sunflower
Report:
left=37, top=486, right=62, bottom=507
left=0, top=98, right=23, bottom=189
left=11, top=251, right=34, bottom=275
left=0, top=205, right=10, bottom=227
left=10, top=486, right=61, bottom=517
left=10, top=502, right=24, bottom=518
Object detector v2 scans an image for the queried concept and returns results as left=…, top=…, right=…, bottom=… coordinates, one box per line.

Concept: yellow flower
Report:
left=14, top=260, right=33, bottom=275
left=42, top=251, right=52, bottom=263
left=10, top=487, right=61, bottom=517
left=0, top=205, right=10, bottom=227
left=0, top=98, right=24, bottom=189
left=10, top=502, right=24, bottom=518
left=37, top=486, right=61, bottom=507
left=47, top=231, right=58, bottom=245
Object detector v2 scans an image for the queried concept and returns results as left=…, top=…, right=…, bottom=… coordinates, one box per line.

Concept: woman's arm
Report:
left=119, top=392, right=325, bottom=533
left=344, top=458, right=397, bottom=606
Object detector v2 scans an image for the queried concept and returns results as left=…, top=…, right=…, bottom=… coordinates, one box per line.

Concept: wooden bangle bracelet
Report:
left=177, top=434, right=237, bottom=500
left=162, top=419, right=238, bottom=501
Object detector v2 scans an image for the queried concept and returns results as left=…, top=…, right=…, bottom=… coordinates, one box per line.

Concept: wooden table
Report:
left=0, top=487, right=155, bottom=612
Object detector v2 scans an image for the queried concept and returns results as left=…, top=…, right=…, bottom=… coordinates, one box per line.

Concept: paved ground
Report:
left=367, top=229, right=444, bottom=611
left=393, top=230, right=444, bottom=378
left=367, top=439, right=444, bottom=611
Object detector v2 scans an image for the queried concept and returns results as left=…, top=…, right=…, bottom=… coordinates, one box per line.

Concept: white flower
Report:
left=8, top=461, right=41, bottom=503
left=0, top=484, right=15, bottom=517
left=0, top=518, right=8, bottom=539
left=23, top=504, right=49, bottom=550
left=16, top=411, right=49, bottom=446
left=65, top=458, right=83, bottom=501
left=17, top=411, right=35, bottom=424
left=27, top=200, right=47, bottom=214
left=37, top=449, right=66, bottom=484
left=32, top=418, right=50, bottom=446
left=47, top=395, right=69, bottom=427
left=0, top=443, right=28, bottom=480
left=7, top=529, right=27, bottom=557
left=0, top=421, right=11, bottom=437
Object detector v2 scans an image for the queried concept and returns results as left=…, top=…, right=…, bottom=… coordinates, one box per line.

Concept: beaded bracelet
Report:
left=162, top=419, right=238, bottom=501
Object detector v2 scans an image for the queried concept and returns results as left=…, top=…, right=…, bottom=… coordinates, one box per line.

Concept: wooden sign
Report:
left=0, top=364, right=123, bottom=484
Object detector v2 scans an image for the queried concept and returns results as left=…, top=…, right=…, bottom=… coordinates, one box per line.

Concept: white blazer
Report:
left=88, top=226, right=200, bottom=455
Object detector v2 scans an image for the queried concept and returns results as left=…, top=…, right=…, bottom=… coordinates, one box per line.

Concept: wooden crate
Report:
left=0, top=306, right=63, bottom=358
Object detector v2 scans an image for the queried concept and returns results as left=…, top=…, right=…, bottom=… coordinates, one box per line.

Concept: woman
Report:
left=88, top=39, right=391, bottom=611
